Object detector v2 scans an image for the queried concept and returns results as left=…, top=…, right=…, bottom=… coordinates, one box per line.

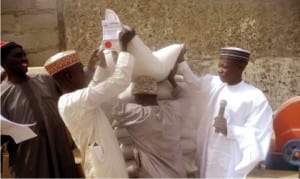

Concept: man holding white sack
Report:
left=44, top=29, right=135, bottom=178
left=100, top=27, right=186, bottom=122
left=177, top=46, right=273, bottom=178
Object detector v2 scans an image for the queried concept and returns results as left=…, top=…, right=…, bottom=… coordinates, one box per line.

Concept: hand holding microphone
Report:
left=213, top=99, right=228, bottom=136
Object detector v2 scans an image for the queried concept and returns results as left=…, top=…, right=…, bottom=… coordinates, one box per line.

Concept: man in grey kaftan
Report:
left=112, top=75, right=188, bottom=178
left=1, top=41, right=78, bottom=178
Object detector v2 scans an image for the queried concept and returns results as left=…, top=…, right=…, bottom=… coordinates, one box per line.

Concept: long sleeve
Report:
left=178, top=61, right=203, bottom=89
left=178, top=61, right=216, bottom=94
left=59, top=52, right=135, bottom=112
left=88, top=65, right=110, bottom=87
left=227, top=97, right=273, bottom=177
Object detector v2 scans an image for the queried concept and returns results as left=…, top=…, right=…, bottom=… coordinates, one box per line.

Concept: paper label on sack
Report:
left=101, top=9, right=123, bottom=52
left=1, top=114, right=37, bottom=144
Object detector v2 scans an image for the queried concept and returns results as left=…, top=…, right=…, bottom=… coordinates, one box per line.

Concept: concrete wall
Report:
left=63, top=0, right=300, bottom=58
left=1, top=0, right=299, bottom=109
left=62, top=0, right=300, bottom=109
left=1, top=0, right=65, bottom=66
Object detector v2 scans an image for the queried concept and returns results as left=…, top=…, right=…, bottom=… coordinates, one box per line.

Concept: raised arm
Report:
left=59, top=51, right=135, bottom=111
left=59, top=29, right=136, bottom=111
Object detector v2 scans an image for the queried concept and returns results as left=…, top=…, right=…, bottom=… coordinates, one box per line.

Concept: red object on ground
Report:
left=274, top=96, right=300, bottom=152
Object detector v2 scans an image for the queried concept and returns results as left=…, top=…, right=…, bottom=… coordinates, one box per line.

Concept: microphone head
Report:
left=220, top=99, right=227, bottom=107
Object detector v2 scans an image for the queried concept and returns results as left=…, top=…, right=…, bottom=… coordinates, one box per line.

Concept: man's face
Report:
left=4, top=47, right=28, bottom=75
left=217, top=59, right=245, bottom=85
left=54, top=63, right=88, bottom=93
left=69, top=63, right=87, bottom=90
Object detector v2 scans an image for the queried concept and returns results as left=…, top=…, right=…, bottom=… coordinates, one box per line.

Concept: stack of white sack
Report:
left=96, top=35, right=184, bottom=82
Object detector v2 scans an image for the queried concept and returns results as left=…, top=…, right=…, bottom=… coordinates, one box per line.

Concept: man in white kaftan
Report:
left=112, top=75, right=188, bottom=178
left=178, top=47, right=273, bottom=178
left=44, top=29, right=136, bottom=178
left=58, top=53, right=134, bottom=178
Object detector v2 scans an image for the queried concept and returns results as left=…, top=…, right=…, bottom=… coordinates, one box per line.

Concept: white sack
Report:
left=128, top=36, right=184, bottom=81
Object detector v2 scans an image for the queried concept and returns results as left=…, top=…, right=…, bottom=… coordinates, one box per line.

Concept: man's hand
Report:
left=87, top=49, right=106, bottom=69
left=86, top=49, right=98, bottom=73
left=168, top=69, right=177, bottom=88
left=97, top=49, right=106, bottom=68
left=177, top=44, right=186, bottom=64
left=169, top=44, right=185, bottom=88
left=119, top=25, right=135, bottom=51
left=84, top=49, right=106, bottom=82
left=213, top=117, right=227, bottom=136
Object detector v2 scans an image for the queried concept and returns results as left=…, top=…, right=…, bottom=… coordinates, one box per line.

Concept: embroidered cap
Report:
left=220, top=47, right=250, bottom=63
left=132, top=75, right=158, bottom=95
left=0, top=41, right=9, bottom=48
left=44, top=50, right=80, bottom=75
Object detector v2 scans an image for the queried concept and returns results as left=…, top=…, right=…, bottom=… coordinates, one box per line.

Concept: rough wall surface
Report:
left=63, top=0, right=300, bottom=58
left=1, top=0, right=299, bottom=109
left=63, top=0, right=300, bottom=109
left=1, top=0, right=64, bottom=66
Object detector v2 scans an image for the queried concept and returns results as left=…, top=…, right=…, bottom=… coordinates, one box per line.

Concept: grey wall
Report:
left=1, top=0, right=65, bottom=66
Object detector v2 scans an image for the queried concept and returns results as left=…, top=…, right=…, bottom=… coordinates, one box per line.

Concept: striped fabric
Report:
left=220, top=47, right=250, bottom=63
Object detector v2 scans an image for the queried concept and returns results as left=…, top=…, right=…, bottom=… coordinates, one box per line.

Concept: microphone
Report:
left=215, top=99, right=227, bottom=133
left=218, top=99, right=227, bottom=117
